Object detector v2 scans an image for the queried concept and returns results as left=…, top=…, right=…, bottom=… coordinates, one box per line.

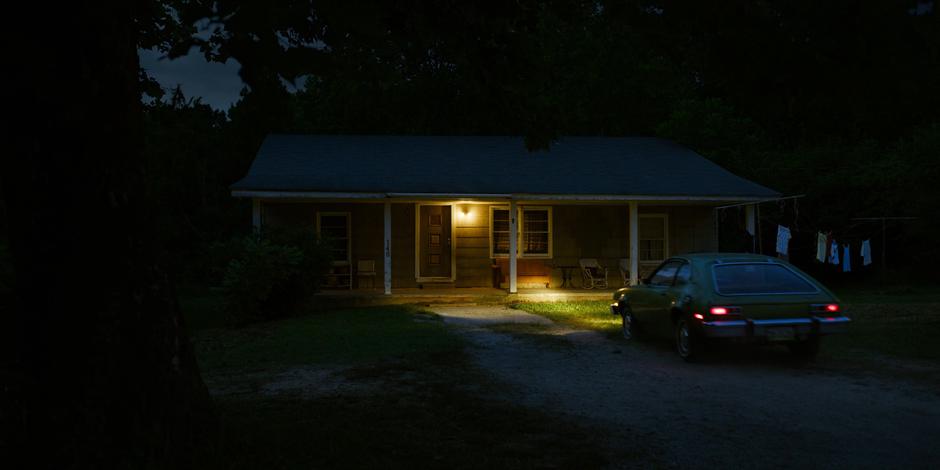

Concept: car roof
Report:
left=671, top=253, right=782, bottom=264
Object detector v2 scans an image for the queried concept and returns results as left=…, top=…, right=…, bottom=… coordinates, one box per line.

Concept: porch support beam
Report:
left=629, top=201, right=639, bottom=286
left=384, top=201, right=392, bottom=294
left=509, top=199, right=518, bottom=293
left=251, top=199, right=262, bottom=234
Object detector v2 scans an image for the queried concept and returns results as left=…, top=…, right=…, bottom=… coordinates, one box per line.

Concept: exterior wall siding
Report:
left=455, top=204, right=493, bottom=287
left=260, top=201, right=716, bottom=289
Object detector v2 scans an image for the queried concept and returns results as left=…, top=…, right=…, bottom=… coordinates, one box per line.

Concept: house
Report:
left=231, top=135, right=779, bottom=293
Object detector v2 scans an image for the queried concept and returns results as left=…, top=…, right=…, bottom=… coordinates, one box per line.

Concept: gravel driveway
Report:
left=431, top=305, right=940, bottom=469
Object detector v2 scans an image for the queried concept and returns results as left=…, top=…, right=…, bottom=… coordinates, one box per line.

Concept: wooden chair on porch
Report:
left=619, top=258, right=632, bottom=286
left=579, top=258, right=609, bottom=289
left=356, top=259, right=376, bottom=289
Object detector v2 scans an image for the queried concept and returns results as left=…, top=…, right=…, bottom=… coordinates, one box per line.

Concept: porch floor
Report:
left=313, top=287, right=620, bottom=306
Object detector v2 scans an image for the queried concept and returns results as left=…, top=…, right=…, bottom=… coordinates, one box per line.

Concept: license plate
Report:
left=766, top=327, right=795, bottom=342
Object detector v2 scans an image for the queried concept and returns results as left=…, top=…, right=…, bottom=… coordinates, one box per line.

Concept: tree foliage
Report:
left=140, top=1, right=939, bottom=282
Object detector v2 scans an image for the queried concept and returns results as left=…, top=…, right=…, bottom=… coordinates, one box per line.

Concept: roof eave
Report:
left=230, top=189, right=779, bottom=203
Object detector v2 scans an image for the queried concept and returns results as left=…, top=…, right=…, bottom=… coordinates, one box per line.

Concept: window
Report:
left=648, top=260, right=683, bottom=286
left=639, top=214, right=668, bottom=262
left=712, top=263, right=818, bottom=295
left=521, top=207, right=551, bottom=256
left=490, top=206, right=552, bottom=258
left=675, top=263, right=692, bottom=284
left=317, top=212, right=351, bottom=262
left=491, top=208, right=511, bottom=256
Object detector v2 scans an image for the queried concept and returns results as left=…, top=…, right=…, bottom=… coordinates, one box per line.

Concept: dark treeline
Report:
left=144, top=0, right=939, bottom=285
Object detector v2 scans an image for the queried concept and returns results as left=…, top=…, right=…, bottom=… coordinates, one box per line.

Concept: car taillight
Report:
left=709, top=306, right=741, bottom=316
left=811, top=303, right=841, bottom=314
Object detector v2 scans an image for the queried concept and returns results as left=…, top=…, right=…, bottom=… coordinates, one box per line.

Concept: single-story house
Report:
left=231, top=135, right=779, bottom=293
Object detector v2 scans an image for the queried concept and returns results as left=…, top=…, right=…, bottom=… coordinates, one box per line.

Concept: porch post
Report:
left=509, top=199, right=518, bottom=293
left=384, top=201, right=392, bottom=295
left=251, top=199, right=262, bottom=234
left=744, top=204, right=756, bottom=252
left=629, top=201, right=639, bottom=286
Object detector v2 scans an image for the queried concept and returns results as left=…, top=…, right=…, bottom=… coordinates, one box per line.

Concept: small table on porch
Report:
left=552, top=265, right=579, bottom=288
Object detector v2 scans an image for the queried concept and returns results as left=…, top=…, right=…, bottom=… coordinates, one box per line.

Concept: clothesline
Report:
left=773, top=216, right=917, bottom=276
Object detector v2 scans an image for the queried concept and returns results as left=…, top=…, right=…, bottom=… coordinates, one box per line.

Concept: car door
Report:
left=632, top=260, right=683, bottom=336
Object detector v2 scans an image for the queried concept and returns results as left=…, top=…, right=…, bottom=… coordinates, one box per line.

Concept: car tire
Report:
left=675, top=315, right=704, bottom=362
left=788, top=336, right=821, bottom=361
left=621, top=306, right=641, bottom=341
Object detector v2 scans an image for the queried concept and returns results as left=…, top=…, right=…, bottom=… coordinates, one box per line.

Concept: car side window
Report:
left=649, top=261, right=682, bottom=286
left=674, top=263, right=691, bottom=285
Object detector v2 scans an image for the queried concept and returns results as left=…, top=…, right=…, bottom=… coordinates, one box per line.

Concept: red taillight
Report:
left=710, top=307, right=728, bottom=315
left=826, top=304, right=839, bottom=312
left=693, top=313, right=704, bottom=320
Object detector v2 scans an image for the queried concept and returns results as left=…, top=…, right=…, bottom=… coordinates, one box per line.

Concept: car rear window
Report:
left=712, top=263, right=818, bottom=295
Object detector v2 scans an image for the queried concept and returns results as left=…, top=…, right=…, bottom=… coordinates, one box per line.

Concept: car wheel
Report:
left=788, top=336, right=821, bottom=361
left=675, top=316, right=703, bottom=362
left=621, top=307, right=640, bottom=341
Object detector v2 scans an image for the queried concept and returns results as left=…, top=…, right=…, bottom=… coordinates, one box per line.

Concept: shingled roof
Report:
left=231, top=135, right=779, bottom=199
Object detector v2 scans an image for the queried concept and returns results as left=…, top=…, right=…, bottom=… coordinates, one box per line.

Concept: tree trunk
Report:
left=2, top=2, right=214, bottom=467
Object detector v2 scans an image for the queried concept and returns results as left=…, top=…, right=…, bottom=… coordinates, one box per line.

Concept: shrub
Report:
left=220, top=228, right=331, bottom=324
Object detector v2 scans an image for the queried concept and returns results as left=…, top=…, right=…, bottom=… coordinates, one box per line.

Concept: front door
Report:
left=419, top=205, right=452, bottom=278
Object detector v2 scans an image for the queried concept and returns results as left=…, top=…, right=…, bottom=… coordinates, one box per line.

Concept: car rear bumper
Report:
left=700, top=316, right=851, bottom=339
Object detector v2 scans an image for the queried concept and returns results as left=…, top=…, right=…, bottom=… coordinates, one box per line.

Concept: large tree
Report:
left=2, top=2, right=213, bottom=467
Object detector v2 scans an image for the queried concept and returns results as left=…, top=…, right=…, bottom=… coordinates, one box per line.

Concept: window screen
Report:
left=639, top=216, right=667, bottom=261
left=492, top=209, right=510, bottom=255
left=318, top=214, right=350, bottom=262
left=522, top=209, right=549, bottom=255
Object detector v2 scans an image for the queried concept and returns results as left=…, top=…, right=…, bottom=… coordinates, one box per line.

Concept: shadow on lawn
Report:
left=187, top=304, right=645, bottom=469
left=206, top=352, right=620, bottom=470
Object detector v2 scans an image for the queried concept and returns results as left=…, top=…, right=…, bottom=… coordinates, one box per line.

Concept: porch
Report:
left=250, top=197, right=756, bottom=294
left=311, top=287, right=620, bottom=307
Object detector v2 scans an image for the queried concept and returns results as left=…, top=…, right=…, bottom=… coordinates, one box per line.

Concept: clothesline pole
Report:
left=756, top=204, right=762, bottom=255
left=713, top=195, right=803, bottom=254
left=881, top=218, right=886, bottom=285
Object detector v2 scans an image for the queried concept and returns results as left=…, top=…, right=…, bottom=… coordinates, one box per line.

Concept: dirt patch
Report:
left=429, top=304, right=940, bottom=469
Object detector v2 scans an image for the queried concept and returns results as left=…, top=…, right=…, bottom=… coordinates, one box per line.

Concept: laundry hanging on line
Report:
left=842, top=244, right=851, bottom=272
left=816, top=232, right=827, bottom=262
left=829, top=240, right=840, bottom=265
left=776, top=225, right=791, bottom=255
left=861, top=239, right=872, bottom=266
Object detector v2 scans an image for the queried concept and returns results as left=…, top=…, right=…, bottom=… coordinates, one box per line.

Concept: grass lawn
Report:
left=822, top=303, right=940, bottom=363
left=832, top=284, right=940, bottom=304
left=182, top=297, right=618, bottom=469
left=511, top=301, right=620, bottom=339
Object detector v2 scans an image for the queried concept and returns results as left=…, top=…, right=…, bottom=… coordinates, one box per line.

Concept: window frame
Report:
left=489, top=205, right=553, bottom=259
left=316, top=211, right=352, bottom=263
left=647, top=259, right=685, bottom=287
left=638, top=213, right=669, bottom=263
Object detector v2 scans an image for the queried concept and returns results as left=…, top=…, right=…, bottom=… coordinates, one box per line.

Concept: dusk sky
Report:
left=139, top=47, right=244, bottom=110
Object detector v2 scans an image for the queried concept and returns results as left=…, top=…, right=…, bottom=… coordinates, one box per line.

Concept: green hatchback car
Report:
left=610, top=253, right=850, bottom=361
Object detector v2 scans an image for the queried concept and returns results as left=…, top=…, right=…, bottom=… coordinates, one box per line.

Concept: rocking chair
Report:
left=579, top=258, right=609, bottom=289
left=619, top=258, right=632, bottom=287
